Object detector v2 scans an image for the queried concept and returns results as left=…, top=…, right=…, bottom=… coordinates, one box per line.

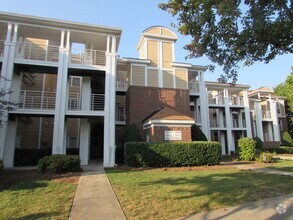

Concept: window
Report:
left=67, top=136, right=78, bottom=148
left=70, top=76, right=81, bottom=87
left=276, top=102, right=281, bottom=114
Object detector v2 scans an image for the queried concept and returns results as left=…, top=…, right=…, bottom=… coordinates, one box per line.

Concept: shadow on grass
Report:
left=108, top=168, right=293, bottom=219
left=11, top=211, right=60, bottom=220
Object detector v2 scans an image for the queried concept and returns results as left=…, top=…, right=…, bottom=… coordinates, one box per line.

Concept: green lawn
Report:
left=0, top=171, right=79, bottom=220
left=266, top=159, right=293, bottom=172
left=106, top=167, right=293, bottom=220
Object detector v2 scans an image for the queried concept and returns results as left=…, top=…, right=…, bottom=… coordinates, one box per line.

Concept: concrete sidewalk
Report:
left=181, top=194, right=293, bottom=220
left=69, top=162, right=126, bottom=220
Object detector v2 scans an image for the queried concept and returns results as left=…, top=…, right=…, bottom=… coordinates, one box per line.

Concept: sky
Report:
left=1, top=0, right=292, bottom=89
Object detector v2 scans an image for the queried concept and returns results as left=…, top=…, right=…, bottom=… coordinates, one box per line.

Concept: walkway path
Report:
left=69, top=162, right=126, bottom=220
left=182, top=194, right=293, bottom=220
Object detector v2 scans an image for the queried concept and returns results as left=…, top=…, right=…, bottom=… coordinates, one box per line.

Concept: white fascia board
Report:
left=190, top=65, right=208, bottom=71
left=143, top=119, right=195, bottom=127
left=172, top=62, right=192, bottom=68
left=122, top=58, right=150, bottom=64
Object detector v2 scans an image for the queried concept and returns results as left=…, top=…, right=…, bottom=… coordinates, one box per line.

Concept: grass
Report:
left=0, top=170, right=80, bottom=220
left=265, top=159, right=293, bottom=172
left=106, top=167, right=293, bottom=220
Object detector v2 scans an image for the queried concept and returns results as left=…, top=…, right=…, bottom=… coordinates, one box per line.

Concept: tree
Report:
left=274, top=68, right=293, bottom=135
left=159, top=0, right=293, bottom=82
left=191, top=124, right=208, bottom=141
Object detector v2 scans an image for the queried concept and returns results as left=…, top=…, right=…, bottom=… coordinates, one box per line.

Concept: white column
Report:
left=224, top=88, right=234, bottom=153
left=270, top=100, right=280, bottom=142
left=243, top=90, right=252, bottom=137
left=81, top=77, right=91, bottom=111
left=198, top=71, right=210, bottom=140
left=79, top=119, right=90, bottom=165
left=3, top=119, right=18, bottom=167
left=268, top=122, right=273, bottom=141
left=0, top=23, right=18, bottom=160
left=254, top=100, right=264, bottom=141
left=52, top=30, right=70, bottom=154
left=220, top=132, right=226, bottom=155
left=104, top=35, right=117, bottom=167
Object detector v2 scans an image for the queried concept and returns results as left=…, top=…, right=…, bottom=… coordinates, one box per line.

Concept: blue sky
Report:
left=1, top=0, right=292, bottom=89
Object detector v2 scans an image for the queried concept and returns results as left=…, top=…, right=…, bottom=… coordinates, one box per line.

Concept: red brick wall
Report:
left=145, top=126, right=192, bottom=142
left=126, top=86, right=191, bottom=139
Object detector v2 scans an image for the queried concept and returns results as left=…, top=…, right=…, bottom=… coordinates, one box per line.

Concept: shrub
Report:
left=0, top=160, right=3, bottom=172
left=124, top=142, right=221, bottom=167
left=117, top=124, right=143, bottom=163
left=191, top=124, right=208, bottom=141
left=253, top=137, right=263, bottom=149
left=282, top=132, right=293, bottom=146
left=256, top=152, right=274, bottom=163
left=265, top=147, right=293, bottom=154
left=38, top=155, right=81, bottom=173
left=237, top=137, right=256, bottom=161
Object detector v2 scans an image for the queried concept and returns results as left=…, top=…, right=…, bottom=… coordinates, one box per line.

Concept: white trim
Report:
left=143, top=119, right=195, bottom=128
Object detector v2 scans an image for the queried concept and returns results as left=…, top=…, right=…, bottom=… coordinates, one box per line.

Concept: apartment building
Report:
left=0, top=12, right=287, bottom=167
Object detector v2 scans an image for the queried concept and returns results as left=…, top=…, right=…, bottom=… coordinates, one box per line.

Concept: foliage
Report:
left=14, top=148, right=52, bottom=166
left=282, top=132, right=293, bottom=146
left=0, top=160, right=3, bottom=172
left=237, top=137, right=256, bottom=161
left=253, top=137, right=263, bottom=149
left=191, top=124, right=208, bottom=141
left=274, top=69, right=293, bottom=135
left=256, top=152, right=274, bottom=163
left=38, top=155, right=81, bottom=173
left=265, top=147, right=293, bottom=154
left=159, top=1, right=293, bottom=82
left=117, top=124, right=143, bottom=163
left=124, top=141, right=221, bottom=167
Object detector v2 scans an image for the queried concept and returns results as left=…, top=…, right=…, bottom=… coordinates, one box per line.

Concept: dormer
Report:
left=136, top=26, right=178, bottom=68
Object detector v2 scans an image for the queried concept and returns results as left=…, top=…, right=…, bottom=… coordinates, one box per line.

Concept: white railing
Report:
left=70, top=48, right=106, bottom=66
left=18, top=90, right=56, bottom=109
left=116, top=81, right=127, bottom=91
left=15, top=42, right=59, bottom=62
left=116, top=108, right=126, bottom=122
left=190, top=110, right=201, bottom=123
left=262, top=110, right=271, bottom=119
left=0, top=40, right=4, bottom=58
left=68, top=93, right=105, bottom=111
left=208, top=96, right=224, bottom=105
left=189, top=82, right=199, bottom=94
left=230, top=96, right=244, bottom=106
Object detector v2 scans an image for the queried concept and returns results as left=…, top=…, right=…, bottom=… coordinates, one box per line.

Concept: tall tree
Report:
left=274, top=67, right=293, bottom=134
left=159, top=0, right=293, bottom=82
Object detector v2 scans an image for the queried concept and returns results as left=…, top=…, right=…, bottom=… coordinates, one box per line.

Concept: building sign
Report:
left=165, top=131, right=182, bottom=141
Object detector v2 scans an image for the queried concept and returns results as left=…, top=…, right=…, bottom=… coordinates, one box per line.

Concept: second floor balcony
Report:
left=15, top=90, right=105, bottom=113
left=262, top=110, right=271, bottom=120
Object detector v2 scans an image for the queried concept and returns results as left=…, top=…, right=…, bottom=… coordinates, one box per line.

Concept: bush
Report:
left=265, top=147, right=293, bottom=154
left=38, top=155, right=81, bottom=173
left=14, top=148, right=52, bottom=166
left=237, top=137, right=256, bottom=161
left=191, top=124, right=208, bottom=141
left=253, top=137, right=263, bottom=149
left=124, top=142, right=221, bottom=167
left=282, top=132, right=293, bottom=146
left=0, top=160, right=3, bottom=172
left=116, top=124, right=143, bottom=163
left=256, top=152, right=274, bottom=163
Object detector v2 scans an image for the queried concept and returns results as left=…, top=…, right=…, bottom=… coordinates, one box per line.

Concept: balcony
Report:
left=15, top=90, right=105, bottom=113
left=69, top=48, right=106, bottom=66
left=116, top=107, right=126, bottom=124
left=189, top=82, right=199, bottom=94
left=208, top=96, right=224, bottom=105
left=232, top=119, right=246, bottom=128
left=210, top=118, right=226, bottom=128
left=190, top=110, right=201, bottom=124
left=229, top=96, right=244, bottom=106
left=15, top=42, right=59, bottom=63
left=116, top=81, right=127, bottom=91
left=0, top=39, right=4, bottom=58
left=262, top=111, right=271, bottom=120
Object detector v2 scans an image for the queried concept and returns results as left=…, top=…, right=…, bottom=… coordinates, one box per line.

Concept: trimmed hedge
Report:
left=265, top=147, right=293, bottom=154
left=38, top=155, right=81, bottom=173
left=238, top=137, right=256, bottom=161
left=253, top=137, right=263, bottom=149
left=124, top=142, right=221, bottom=167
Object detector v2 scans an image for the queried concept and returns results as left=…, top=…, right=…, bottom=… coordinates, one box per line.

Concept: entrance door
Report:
left=90, top=124, right=104, bottom=160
